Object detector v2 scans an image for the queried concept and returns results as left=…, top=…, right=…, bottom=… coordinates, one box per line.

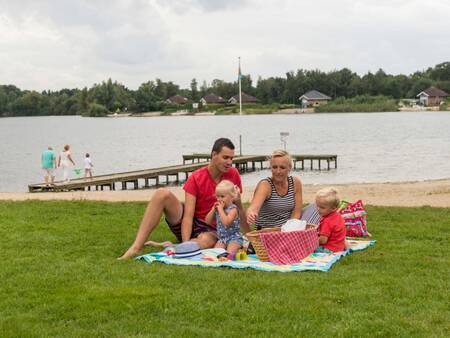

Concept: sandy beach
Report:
left=1, top=179, right=449, bottom=207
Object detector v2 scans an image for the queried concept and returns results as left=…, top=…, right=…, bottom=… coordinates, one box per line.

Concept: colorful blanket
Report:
left=136, top=239, right=376, bottom=273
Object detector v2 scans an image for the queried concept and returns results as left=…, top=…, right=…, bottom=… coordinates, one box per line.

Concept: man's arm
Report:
left=181, top=192, right=196, bottom=242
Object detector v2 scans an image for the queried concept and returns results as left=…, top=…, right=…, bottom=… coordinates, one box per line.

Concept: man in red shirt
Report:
left=119, top=138, right=249, bottom=259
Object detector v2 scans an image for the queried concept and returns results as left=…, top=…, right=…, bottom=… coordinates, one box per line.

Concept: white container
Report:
left=281, top=219, right=307, bottom=232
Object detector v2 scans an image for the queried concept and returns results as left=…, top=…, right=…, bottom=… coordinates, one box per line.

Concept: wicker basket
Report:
left=246, top=227, right=281, bottom=261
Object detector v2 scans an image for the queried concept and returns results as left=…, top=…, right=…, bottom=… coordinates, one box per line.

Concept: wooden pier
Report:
left=28, top=154, right=337, bottom=192
left=183, top=153, right=337, bottom=171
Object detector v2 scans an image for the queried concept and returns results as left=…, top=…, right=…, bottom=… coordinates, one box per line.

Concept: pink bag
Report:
left=339, top=200, right=370, bottom=237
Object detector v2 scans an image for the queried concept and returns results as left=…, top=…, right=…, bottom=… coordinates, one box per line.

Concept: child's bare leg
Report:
left=226, top=241, right=242, bottom=256
left=215, top=241, right=226, bottom=249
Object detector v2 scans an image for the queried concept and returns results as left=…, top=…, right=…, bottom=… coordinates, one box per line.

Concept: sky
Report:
left=1, top=0, right=449, bottom=91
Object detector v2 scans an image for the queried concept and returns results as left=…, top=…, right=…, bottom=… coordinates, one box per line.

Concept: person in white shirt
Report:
left=58, top=144, right=75, bottom=182
left=84, top=153, right=94, bottom=178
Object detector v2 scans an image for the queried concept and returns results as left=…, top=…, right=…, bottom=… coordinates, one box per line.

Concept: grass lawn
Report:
left=1, top=201, right=449, bottom=337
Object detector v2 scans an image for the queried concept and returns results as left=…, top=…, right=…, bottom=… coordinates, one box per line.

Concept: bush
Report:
left=439, top=98, right=450, bottom=111
left=316, top=95, right=398, bottom=113
left=82, top=103, right=109, bottom=117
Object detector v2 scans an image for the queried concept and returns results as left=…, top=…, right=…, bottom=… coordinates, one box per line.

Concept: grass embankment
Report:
left=316, top=95, right=398, bottom=113
left=1, top=201, right=449, bottom=337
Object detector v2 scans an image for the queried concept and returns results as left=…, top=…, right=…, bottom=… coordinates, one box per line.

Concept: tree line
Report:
left=1, top=62, right=448, bottom=117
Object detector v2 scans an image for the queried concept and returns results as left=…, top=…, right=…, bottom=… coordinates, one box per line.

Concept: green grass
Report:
left=1, top=201, right=449, bottom=337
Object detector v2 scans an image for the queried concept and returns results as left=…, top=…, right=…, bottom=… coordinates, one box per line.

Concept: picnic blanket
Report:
left=136, top=239, right=376, bottom=272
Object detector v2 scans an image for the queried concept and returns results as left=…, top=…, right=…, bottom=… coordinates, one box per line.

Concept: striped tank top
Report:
left=256, top=176, right=295, bottom=229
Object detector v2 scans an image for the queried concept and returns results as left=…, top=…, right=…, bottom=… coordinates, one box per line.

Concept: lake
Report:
left=0, top=111, right=449, bottom=192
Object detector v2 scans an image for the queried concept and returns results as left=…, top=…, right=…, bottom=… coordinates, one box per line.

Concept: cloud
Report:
left=0, top=0, right=449, bottom=91
left=155, top=0, right=252, bottom=14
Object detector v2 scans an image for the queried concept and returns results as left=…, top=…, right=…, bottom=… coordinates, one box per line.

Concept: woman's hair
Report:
left=85, top=153, right=90, bottom=157
left=268, top=149, right=292, bottom=169
left=64, top=144, right=70, bottom=151
left=315, top=187, right=340, bottom=208
left=216, top=179, right=239, bottom=199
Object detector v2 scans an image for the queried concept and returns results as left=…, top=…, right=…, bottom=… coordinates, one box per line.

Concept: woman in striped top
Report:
left=247, top=150, right=303, bottom=229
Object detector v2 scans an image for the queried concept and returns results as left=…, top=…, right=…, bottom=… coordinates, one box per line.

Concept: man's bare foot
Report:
left=117, top=246, right=142, bottom=260
left=144, top=240, right=174, bottom=247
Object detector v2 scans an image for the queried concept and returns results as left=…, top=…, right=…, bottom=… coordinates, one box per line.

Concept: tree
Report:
left=428, top=62, right=450, bottom=81
left=190, top=78, right=198, bottom=101
left=135, top=81, right=161, bottom=112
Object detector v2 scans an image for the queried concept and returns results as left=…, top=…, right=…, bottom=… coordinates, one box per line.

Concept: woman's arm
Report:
left=246, top=180, right=271, bottom=225
left=290, top=176, right=303, bottom=219
left=68, top=153, right=75, bottom=165
left=234, top=198, right=250, bottom=233
left=181, top=192, right=196, bottom=242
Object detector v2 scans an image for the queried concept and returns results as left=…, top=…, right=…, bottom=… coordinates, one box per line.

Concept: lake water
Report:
left=0, top=111, right=449, bottom=192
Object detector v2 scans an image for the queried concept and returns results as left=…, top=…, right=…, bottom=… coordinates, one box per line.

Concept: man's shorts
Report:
left=165, top=205, right=217, bottom=242
left=43, top=168, right=55, bottom=176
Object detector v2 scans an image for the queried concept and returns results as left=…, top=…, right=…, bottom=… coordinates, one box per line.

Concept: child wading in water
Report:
left=205, top=180, right=243, bottom=260
left=315, top=187, right=348, bottom=253
left=84, top=153, right=94, bottom=178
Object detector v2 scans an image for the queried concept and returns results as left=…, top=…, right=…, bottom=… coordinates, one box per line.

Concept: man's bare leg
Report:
left=118, top=188, right=183, bottom=259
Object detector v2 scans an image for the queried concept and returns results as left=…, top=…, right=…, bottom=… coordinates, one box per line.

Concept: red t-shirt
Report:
left=319, top=211, right=346, bottom=252
left=183, top=166, right=242, bottom=225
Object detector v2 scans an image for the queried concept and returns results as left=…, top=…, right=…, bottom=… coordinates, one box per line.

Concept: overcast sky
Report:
left=1, top=0, right=449, bottom=91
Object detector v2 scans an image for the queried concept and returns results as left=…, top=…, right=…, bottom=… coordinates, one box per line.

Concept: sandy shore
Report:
left=1, top=179, right=450, bottom=207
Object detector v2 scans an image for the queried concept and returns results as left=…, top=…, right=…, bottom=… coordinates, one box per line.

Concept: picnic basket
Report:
left=246, top=227, right=281, bottom=261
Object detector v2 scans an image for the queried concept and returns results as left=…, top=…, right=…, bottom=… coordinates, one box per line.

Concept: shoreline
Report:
left=1, top=178, right=450, bottom=207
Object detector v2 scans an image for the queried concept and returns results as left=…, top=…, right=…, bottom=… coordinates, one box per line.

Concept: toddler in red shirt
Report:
left=315, top=187, right=347, bottom=253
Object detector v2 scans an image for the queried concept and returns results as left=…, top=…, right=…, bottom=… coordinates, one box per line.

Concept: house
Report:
left=199, top=94, right=226, bottom=105
left=416, top=86, right=449, bottom=106
left=298, top=90, right=331, bottom=107
left=228, top=92, right=258, bottom=104
left=166, top=95, right=188, bottom=104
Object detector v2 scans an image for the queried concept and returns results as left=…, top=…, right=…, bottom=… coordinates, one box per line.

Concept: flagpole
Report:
left=238, top=56, right=242, bottom=115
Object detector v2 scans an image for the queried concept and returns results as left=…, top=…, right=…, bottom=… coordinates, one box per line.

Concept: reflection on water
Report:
left=0, top=111, right=449, bottom=191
